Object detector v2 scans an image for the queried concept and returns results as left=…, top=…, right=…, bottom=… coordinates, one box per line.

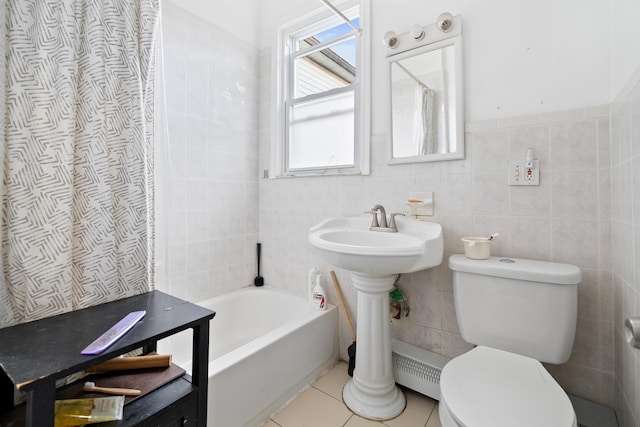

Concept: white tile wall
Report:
left=156, top=1, right=260, bottom=302
left=611, top=65, right=640, bottom=427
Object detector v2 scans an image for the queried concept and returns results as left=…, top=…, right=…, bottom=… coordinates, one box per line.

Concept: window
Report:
left=275, top=0, right=370, bottom=176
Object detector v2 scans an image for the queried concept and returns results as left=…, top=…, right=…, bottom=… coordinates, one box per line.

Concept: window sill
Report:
left=272, top=169, right=367, bottom=179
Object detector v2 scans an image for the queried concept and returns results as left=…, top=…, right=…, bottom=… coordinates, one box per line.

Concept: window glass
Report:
left=292, top=18, right=359, bottom=53
left=293, top=37, right=356, bottom=98
left=288, top=91, right=355, bottom=170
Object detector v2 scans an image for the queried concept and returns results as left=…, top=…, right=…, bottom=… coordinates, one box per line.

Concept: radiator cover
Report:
left=391, top=338, right=450, bottom=401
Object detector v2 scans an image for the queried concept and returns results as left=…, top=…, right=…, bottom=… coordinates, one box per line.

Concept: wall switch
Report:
left=508, top=160, right=539, bottom=186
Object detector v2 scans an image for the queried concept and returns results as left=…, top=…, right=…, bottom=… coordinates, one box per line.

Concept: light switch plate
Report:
left=508, top=160, right=539, bottom=186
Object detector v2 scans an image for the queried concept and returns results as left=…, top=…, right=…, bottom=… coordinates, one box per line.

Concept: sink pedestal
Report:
left=308, top=215, right=443, bottom=419
left=342, top=272, right=406, bottom=420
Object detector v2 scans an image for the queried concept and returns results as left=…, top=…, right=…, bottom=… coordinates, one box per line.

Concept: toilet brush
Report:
left=254, top=243, right=264, bottom=286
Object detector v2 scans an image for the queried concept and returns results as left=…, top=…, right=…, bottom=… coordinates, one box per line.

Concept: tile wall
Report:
left=259, top=47, right=614, bottom=407
left=611, top=65, right=640, bottom=427
left=156, top=1, right=261, bottom=301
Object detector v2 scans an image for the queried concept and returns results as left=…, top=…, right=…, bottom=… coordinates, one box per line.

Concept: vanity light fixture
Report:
left=383, top=12, right=457, bottom=50
left=383, top=31, right=399, bottom=48
left=437, top=12, right=454, bottom=33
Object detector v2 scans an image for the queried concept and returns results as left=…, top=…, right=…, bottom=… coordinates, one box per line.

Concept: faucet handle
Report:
left=389, top=213, right=405, bottom=231
left=364, top=210, right=379, bottom=228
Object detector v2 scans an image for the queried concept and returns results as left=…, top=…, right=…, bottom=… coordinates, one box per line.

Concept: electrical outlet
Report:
left=508, top=160, right=539, bottom=186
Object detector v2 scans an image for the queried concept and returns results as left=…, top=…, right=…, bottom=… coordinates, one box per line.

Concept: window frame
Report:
left=272, top=0, right=370, bottom=178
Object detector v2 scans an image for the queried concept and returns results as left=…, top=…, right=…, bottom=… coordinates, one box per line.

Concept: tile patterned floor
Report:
left=265, top=362, right=443, bottom=427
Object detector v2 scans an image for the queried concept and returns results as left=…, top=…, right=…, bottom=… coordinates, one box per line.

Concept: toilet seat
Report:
left=439, top=346, right=576, bottom=427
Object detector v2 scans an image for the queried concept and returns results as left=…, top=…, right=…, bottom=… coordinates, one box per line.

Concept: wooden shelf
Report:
left=101, top=375, right=197, bottom=426
left=0, top=290, right=215, bottom=427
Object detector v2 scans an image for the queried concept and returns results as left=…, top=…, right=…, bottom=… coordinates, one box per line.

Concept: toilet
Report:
left=439, top=255, right=582, bottom=427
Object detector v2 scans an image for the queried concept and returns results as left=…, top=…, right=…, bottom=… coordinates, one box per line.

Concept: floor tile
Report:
left=345, top=415, right=386, bottom=426
left=269, top=361, right=443, bottom=427
left=312, top=361, right=351, bottom=400
left=383, top=388, right=437, bottom=427
left=425, top=404, right=442, bottom=427
left=271, top=386, right=352, bottom=427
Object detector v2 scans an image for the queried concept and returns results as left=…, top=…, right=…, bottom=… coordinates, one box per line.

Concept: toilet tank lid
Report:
left=449, top=255, right=582, bottom=285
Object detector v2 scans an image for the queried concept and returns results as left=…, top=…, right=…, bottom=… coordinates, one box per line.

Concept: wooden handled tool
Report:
left=331, top=271, right=357, bottom=377
left=85, top=354, right=172, bottom=372
left=331, top=271, right=355, bottom=341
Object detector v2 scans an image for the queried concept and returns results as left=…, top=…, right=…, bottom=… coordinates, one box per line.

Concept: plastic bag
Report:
left=54, top=396, right=124, bottom=427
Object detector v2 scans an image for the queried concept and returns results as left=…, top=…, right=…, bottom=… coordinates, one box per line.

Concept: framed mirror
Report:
left=386, top=16, right=464, bottom=164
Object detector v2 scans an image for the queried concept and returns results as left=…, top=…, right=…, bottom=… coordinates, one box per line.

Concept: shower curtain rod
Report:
left=319, top=0, right=362, bottom=36
left=396, top=62, right=429, bottom=89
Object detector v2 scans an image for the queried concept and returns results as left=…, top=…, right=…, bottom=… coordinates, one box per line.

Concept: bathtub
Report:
left=158, top=286, right=339, bottom=427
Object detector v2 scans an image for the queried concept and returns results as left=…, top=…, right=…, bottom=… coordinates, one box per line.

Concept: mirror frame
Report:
left=386, top=16, right=464, bottom=164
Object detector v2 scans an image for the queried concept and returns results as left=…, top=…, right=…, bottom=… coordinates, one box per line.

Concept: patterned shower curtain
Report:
left=0, top=0, right=160, bottom=328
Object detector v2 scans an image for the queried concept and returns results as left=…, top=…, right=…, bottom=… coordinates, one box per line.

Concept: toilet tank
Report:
left=448, top=255, right=581, bottom=364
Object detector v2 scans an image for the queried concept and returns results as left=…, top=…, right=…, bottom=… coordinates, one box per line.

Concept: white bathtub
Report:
left=159, top=286, right=339, bottom=427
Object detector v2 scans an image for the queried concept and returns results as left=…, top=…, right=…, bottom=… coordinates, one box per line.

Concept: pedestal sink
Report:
left=309, top=215, right=443, bottom=420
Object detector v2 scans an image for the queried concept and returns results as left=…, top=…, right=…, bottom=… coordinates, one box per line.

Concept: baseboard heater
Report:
left=391, top=338, right=450, bottom=401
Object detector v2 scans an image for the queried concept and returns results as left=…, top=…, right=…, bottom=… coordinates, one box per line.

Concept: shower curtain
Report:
left=0, top=0, right=160, bottom=328
left=417, top=84, right=436, bottom=155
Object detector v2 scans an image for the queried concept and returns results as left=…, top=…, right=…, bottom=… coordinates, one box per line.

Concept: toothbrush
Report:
left=83, top=381, right=141, bottom=396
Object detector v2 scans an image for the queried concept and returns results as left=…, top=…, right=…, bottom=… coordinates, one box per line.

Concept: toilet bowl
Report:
left=443, top=255, right=582, bottom=427
left=439, top=346, right=577, bottom=427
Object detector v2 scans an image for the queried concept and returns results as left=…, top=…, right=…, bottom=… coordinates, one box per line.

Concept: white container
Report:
left=311, top=274, right=327, bottom=310
left=308, top=266, right=320, bottom=303
left=461, top=237, right=491, bottom=260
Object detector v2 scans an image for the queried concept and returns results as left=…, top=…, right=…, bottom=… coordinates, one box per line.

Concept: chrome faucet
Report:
left=372, top=204, right=387, bottom=228
left=365, top=205, right=404, bottom=232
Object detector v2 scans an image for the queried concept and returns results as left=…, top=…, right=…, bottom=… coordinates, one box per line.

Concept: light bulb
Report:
left=437, top=12, right=454, bottom=33
left=410, top=24, right=424, bottom=41
left=383, top=31, right=398, bottom=48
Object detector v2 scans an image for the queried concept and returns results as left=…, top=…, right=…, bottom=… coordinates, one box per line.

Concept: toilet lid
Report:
left=440, top=346, right=576, bottom=427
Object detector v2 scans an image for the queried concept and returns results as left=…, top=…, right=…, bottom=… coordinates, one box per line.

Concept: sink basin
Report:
left=309, top=216, right=443, bottom=275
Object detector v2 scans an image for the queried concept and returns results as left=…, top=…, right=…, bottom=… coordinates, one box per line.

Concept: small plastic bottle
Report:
left=308, top=266, right=320, bottom=304
left=311, top=274, right=327, bottom=311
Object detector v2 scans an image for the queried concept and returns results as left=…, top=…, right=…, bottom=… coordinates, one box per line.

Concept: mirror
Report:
left=386, top=16, right=464, bottom=164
